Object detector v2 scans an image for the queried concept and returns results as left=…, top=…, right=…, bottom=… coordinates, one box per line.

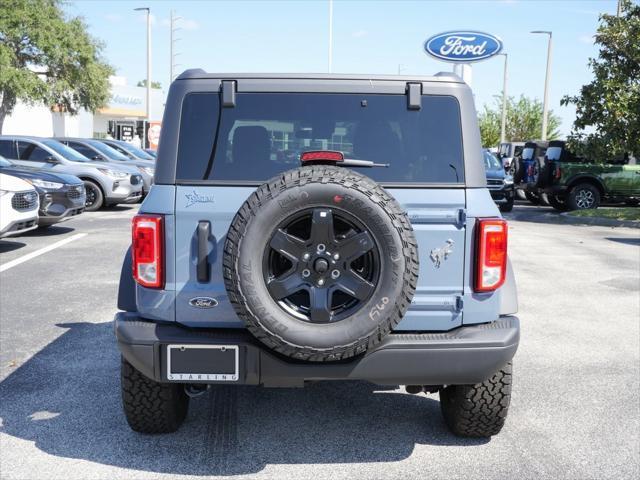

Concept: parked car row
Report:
left=498, top=140, right=640, bottom=210
left=483, top=149, right=515, bottom=212
left=0, top=136, right=156, bottom=211
left=0, top=154, right=86, bottom=232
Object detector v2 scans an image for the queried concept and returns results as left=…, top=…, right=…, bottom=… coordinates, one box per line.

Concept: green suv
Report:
left=541, top=140, right=640, bottom=211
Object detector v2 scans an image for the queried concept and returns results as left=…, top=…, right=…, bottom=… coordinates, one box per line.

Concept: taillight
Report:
left=555, top=166, right=562, bottom=180
left=132, top=214, right=164, bottom=289
left=475, top=219, right=508, bottom=292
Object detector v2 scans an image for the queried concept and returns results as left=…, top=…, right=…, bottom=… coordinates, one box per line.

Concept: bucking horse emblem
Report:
left=430, top=239, right=454, bottom=268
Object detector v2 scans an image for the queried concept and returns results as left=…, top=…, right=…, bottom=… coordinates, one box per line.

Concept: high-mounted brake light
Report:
left=300, top=150, right=344, bottom=163
left=475, top=218, right=508, bottom=292
left=132, top=214, right=164, bottom=289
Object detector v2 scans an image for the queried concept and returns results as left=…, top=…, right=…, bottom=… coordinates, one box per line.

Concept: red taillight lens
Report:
left=132, top=214, right=164, bottom=289
left=555, top=166, right=562, bottom=180
left=475, top=218, right=508, bottom=292
left=300, top=150, right=344, bottom=162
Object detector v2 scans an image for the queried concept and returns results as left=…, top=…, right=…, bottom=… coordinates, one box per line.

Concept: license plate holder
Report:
left=166, top=344, right=239, bottom=382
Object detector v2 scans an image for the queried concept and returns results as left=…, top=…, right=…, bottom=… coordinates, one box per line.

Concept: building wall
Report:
left=2, top=103, right=55, bottom=136
left=2, top=80, right=166, bottom=139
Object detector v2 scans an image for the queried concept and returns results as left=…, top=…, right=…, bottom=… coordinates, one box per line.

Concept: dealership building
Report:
left=2, top=76, right=165, bottom=148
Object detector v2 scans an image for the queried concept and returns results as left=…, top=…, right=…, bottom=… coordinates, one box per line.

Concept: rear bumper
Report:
left=115, top=312, right=520, bottom=387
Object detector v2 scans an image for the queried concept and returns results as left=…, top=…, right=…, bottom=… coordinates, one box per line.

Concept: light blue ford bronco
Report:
left=115, top=71, right=519, bottom=437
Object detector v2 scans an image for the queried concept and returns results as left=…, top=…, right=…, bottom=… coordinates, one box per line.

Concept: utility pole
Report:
left=531, top=31, right=552, bottom=141
left=134, top=7, right=151, bottom=148
left=170, top=10, right=182, bottom=84
left=328, top=0, right=333, bottom=73
left=498, top=53, right=508, bottom=144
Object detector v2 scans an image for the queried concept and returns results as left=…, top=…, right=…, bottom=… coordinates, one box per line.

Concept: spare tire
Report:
left=512, top=157, right=524, bottom=185
left=223, top=165, right=419, bottom=362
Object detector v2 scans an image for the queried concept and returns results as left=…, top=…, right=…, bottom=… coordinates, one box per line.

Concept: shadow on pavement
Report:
left=0, top=240, right=26, bottom=253
left=101, top=204, right=139, bottom=212
left=23, top=225, right=75, bottom=237
left=606, top=237, right=640, bottom=246
left=0, top=322, right=487, bottom=476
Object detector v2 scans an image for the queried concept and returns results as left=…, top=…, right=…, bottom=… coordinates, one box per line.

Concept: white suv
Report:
left=0, top=173, right=39, bottom=238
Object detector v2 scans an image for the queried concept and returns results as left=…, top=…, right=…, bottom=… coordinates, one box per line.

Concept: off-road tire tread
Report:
left=121, top=357, right=189, bottom=433
left=440, top=363, right=512, bottom=437
left=223, top=165, right=419, bottom=362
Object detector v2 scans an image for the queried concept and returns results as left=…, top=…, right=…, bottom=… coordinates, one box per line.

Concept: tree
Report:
left=478, top=95, right=562, bottom=147
left=0, top=0, right=113, bottom=133
left=136, top=80, right=162, bottom=89
left=561, top=0, right=640, bottom=162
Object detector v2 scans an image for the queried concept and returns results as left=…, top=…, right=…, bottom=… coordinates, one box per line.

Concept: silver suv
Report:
left=56, top=138, right=154, bottom=196
left=0, top=136, right=143, bottom=211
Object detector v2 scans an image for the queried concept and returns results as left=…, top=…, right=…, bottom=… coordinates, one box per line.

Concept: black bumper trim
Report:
left=115, top=313, right=519, bottom=387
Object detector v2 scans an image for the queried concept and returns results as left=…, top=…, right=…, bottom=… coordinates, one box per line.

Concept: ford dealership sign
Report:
left=424, top=31, right=503, bottom=63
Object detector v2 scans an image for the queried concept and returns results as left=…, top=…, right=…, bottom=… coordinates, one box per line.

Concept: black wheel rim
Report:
left=262, top=207, right=380, bottom=324
left=85, top=185, right=97, bottom=207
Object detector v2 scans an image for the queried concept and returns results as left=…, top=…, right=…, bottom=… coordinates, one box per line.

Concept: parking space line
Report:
left=0, top=233, right=88, bottom=273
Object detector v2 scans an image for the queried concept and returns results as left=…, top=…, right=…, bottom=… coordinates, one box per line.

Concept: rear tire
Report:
left=548, top=194, right=569, bottom=211
left=524, top=192, right=540, bottom=205
left=499, top=197, right=514, bottom=213
left=567, top=183, right=601, bottom=210
left=440, top=363, right=512, bottom=438
left=83, top=180, right=104, bottom=211
left=121, top=357, right=189, bottom=433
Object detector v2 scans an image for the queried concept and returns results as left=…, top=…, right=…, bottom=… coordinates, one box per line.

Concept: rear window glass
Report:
left=177, top=93, right=464, bottom=184
left=546, top=146, right=562, bottom=161
left=522, top=147, right=535, bottom=160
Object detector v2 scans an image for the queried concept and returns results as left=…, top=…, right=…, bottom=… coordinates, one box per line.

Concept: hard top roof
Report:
left=176, top=69, right=463, bottom=83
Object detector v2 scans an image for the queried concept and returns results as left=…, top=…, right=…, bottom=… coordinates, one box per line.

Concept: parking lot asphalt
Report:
left=0, top=202, right=638, bottom=480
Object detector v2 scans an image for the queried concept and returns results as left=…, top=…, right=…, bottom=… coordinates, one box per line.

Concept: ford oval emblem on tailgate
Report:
left=424, top=31, right=503, bottom=63
left=189, top=297, right=218, bottom=308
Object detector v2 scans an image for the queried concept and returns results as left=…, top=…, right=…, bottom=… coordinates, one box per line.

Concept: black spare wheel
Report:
left=223, top=166, right=419, bottom=361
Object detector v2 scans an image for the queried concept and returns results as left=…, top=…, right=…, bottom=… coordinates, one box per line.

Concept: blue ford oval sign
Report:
left=424, top=31, right=503, bottom=63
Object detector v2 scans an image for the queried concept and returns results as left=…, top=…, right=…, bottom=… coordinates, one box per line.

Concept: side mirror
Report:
left=45, top=156, right=59, bottom=164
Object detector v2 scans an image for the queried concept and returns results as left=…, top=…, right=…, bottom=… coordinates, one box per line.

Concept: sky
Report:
left=63, top=0, right=620, bottom=136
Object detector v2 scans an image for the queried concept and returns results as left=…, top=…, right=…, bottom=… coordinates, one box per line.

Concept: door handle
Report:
left=197, top=221, right=211, bottom=283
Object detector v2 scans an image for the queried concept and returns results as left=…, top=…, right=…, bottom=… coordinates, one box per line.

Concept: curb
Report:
left=559, top=212, right=640, bottom=229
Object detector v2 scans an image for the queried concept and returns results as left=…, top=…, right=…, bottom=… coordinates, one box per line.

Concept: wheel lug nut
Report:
left=302, top=253, right=311, bottom=261
left=331, top=269, right=340, bottom=279
left=333, top=253, right=340, bottom=261
left=317, top=278, right=325, bottom=286
left=302, top=269, right=311, bottom=278
left=317, top=244, right=326, bottom=252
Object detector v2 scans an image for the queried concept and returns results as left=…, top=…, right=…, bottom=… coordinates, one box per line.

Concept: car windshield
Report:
left=483, top=151, right=502, bottom=170
left=546, top=146, right=563, bottom=161
left=112, top=141, right=155, bottom=160
left=522, top=147, right=535, bottom=160
left=42, top=139, right=91, bottom=162
left=87, top=140, right=130, bottom=161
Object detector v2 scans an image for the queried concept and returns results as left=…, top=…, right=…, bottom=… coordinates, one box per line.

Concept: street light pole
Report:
left=531, top=30, right=552, bottom=141
left=170, top=10, right=182, bottom=84
left=135, top=7, right=151, bottom=148
left=328, top=0, right=333, bottom=73
left=498, top=53, right=508, bottom=144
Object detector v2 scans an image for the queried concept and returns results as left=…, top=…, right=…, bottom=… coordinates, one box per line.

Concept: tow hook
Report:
left=405, top=385, right=441, bottom=394
left=184, top=384, right=210, bottom=398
